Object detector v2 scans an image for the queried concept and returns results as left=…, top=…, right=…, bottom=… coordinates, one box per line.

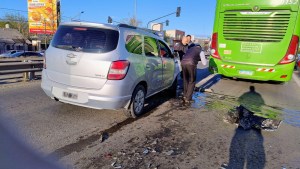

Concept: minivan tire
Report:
left=125, top=85, right=146, bottom=118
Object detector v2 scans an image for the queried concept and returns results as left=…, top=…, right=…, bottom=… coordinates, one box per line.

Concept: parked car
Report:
left=41, top=22, right=180, bottom=118
left=10, top=51, right=43, bottom=58
left=0, top=50, right=22, bottom=58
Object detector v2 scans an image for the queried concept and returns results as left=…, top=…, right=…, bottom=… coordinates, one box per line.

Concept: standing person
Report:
left=186, top=34, right=193, bottom=47
left=173, top=36, right=188, bottom=61
left=181, top=42, right=207, bottom=104
left=173, top=36, right=189, bottom=78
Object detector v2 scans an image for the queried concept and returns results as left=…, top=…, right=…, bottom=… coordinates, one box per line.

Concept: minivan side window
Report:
left=125, top=35, right=143, bottom=55
left=144, top=36, right=159, bottom=57
left=158, top=40, right=172, bottom=58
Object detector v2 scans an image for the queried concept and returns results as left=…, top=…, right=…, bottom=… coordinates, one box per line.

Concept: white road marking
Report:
left=195, top=74, right=220, bottom=88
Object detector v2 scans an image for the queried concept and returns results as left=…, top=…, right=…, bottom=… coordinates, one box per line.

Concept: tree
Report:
left=2, top=13, right=29, bottom=38
left=122, top=16, right=142, bottom=27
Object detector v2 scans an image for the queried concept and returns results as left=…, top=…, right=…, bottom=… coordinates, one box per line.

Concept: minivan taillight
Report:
left=279, top=35, right=299, bottom=64
left=43, top=52, right=46, bottom=69
left=211, top=33, right=221, bottom=59
left=107, top=60, right=130, bottom=80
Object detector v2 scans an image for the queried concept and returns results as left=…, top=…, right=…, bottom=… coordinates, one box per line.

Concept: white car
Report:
left=41, top=22, right=180, bottom=118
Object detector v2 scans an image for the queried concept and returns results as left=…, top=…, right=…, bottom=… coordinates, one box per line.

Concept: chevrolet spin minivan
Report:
left=41, top=22, right=180, bottom=118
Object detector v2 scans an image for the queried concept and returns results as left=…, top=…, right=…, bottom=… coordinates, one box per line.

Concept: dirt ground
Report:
left=49, top=92, right=300, bottom=169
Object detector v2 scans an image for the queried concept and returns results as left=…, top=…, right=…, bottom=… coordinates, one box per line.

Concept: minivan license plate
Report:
left=63, top=92, right=78, bottom=99
left=239, top=70, right=253, bottom=76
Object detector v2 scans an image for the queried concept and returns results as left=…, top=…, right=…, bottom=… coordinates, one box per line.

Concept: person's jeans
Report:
left=181, top=63, right=197, bottom=101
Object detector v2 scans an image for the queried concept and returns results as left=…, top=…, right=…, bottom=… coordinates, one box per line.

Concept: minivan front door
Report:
left=144, top=36, right=163, bottom=95
left=158, top=40, right=175, bottom=89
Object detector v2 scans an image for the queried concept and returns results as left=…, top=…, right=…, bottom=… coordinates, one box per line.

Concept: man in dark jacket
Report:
left=181, top=43, right=204, bottom=104
left=173, top=37, right=188, bottom=61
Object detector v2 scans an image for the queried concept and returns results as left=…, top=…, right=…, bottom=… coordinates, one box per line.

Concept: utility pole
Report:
left=134, top=0, right=137, bottom=19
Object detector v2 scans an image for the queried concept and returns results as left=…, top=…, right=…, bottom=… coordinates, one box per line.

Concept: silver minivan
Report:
left=41, top=22, right=179, bottom=118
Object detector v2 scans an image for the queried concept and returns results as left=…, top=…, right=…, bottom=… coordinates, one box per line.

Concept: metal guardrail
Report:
left=0, top=57, right=44, bottom=81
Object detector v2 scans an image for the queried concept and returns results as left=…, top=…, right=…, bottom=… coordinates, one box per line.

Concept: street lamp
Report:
left=71, top=11, right=84, bottom=21
left=147, top=7, right=180, bottom=28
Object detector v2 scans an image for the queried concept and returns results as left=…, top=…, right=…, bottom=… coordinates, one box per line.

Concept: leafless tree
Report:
left=2, top=13, right=29, bottom=38
left=122, top=16, right=142, bottom=27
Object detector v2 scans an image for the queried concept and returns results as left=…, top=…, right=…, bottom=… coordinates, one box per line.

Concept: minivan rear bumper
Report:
left=41, top=70, right=132, bottom=110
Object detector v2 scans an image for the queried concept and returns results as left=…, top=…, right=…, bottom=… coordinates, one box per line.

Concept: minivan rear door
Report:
left=45, top=24, right=119, bottom=90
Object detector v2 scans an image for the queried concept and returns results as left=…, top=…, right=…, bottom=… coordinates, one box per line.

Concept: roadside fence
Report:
left=0, top=57, right=44, bottom=81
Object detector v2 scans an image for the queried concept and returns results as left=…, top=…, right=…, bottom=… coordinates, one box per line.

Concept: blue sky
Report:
left=0, top=0, right=216, bottom=37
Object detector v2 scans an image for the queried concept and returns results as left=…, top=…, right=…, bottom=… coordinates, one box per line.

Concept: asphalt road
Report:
left=1, top=67, right=300, bottom=168
left=0, top=81, right=128, bottom=153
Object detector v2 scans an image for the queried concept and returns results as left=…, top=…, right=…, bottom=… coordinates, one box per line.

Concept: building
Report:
left=0, top=28, right=31, bottom=54
left=165, top=30, right=185, bottom=48
left=193, top=36, right=211, bottom=53
left=151, top=23, right=163, bottom=31
left=165, top=30, right=185, bottom=41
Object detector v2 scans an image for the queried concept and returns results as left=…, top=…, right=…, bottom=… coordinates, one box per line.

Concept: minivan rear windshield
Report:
left=51, top=25, right=119, bottom=53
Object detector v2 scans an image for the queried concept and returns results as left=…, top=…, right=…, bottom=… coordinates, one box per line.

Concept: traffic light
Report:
left=176, top=7, right=181, bottom=17
left=166, top=20, right=169, bottom=26
left=108, top=16, right=112, bottom=23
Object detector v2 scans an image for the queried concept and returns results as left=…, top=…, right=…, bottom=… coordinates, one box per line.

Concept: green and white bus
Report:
left=209, top=0, right=299, bottom=82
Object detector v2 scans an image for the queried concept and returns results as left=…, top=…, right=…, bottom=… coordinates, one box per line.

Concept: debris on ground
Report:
left=101, top=132, right=109, bottom=142
left=197, top=88, right=214, bottom=93
left=224, top=105, right=281, bottom=130
left=111, top=161, right=122, bottom=169
left=143, top=148, right=149, bottom=155
left=164, top=150, right=175, bottom=156
left=220, top=162, right=228, bottom=169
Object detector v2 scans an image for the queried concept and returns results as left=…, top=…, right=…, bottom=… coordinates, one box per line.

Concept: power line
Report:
left=0, top=7, right=28, bottom=13
left=0, top=19, right=28, bottom=22
left=0, top=19, right=58, bottom=24
left=0, top=7, right=71, bottom=20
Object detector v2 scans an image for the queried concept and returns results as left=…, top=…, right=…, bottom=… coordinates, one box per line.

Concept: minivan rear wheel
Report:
left=125, top=85, right=146, bottom=118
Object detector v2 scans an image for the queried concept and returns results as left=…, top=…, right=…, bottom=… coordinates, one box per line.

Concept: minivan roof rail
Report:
left=118, top=24, right=161, bottom=37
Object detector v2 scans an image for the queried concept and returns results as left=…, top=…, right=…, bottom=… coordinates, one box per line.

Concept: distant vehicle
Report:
left=296, top=54, right=300, bottom=70
left=0, top=50, right=22, bottom=58
left=39, top=51, right=45, bottom=56
left=10, top=51, right=43, bottom=58
left=209, top=0, right=300, bottom=82
left=41, top=22, right=179, bottom=118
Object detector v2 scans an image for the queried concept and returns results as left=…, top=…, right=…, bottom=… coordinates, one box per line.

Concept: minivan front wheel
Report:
left=126, top=85, right=146, bottom=118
